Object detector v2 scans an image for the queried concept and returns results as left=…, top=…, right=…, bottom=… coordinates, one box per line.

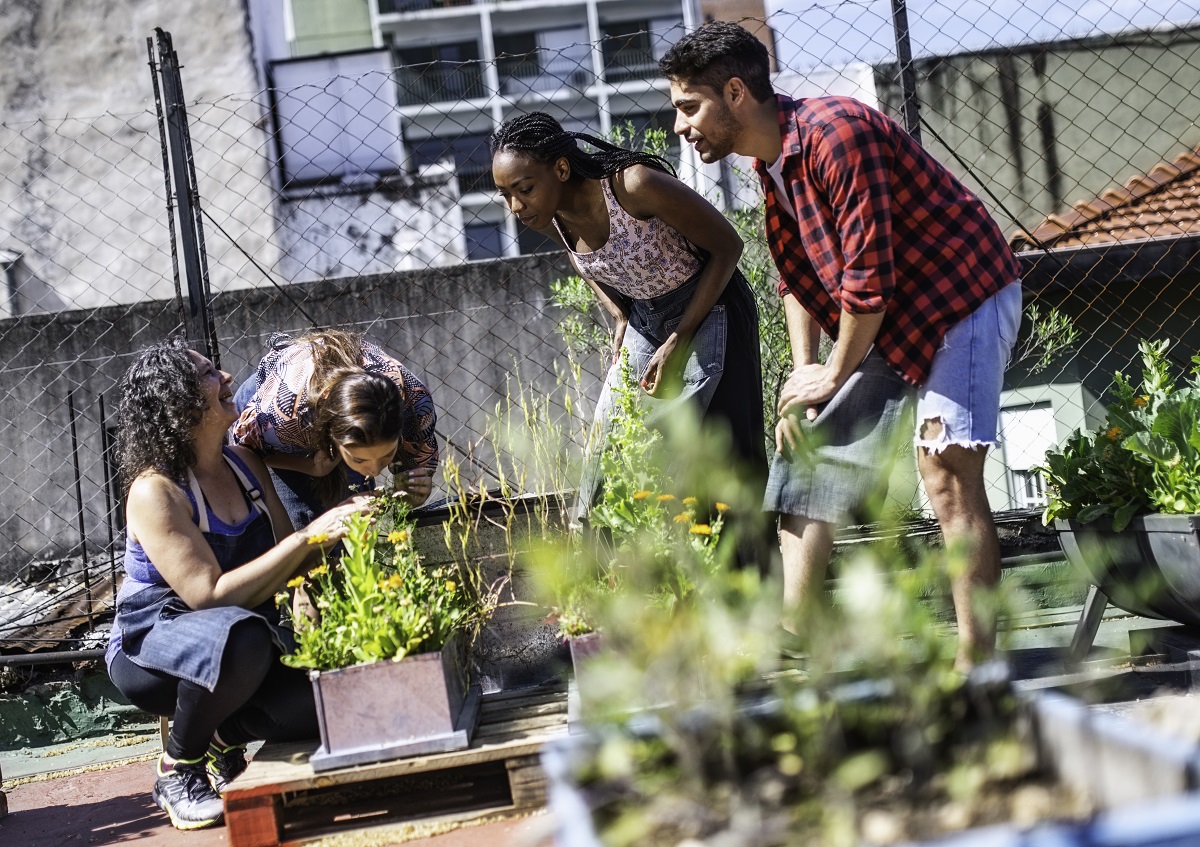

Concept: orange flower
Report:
left=682, top=496, right=699, bottom=506
left=308, top=564, right=329, bottom=578
left=306, top=531, right=330, bottom=545
left=632, top=490, right=651, bottom=500
left=1133, top=396, right=1148, bottom=408
left=1105, top=426, right=1123, bottom=442
left=690, top=524, right=713, bottom=536
left=715, top=502, right=730, bottom=513
left=656, top=494, right=676, bottom=503
left=673, top=513, right=692, bottom=524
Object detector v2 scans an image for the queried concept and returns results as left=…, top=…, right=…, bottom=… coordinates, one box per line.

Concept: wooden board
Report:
left=224, top=683, right=567, bottom=847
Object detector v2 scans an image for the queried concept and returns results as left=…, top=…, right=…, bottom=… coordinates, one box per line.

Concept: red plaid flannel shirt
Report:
left=756, top=95, right=1020, bottom=386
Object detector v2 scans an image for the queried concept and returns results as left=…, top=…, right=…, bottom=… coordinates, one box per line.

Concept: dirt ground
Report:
left=0, top=756, right=555, bottom=847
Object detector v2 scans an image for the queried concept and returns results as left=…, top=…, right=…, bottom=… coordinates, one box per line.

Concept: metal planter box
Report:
left=1055, top=515, right=1200, bottom=625
left=308, top=637, right=482, bottom=773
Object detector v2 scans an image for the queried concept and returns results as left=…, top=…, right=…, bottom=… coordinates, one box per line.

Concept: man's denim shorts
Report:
left=763, top=281, right=1022, bottom=524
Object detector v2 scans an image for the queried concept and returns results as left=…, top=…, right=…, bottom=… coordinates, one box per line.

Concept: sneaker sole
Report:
left=152, top=786, right=224, bottom=831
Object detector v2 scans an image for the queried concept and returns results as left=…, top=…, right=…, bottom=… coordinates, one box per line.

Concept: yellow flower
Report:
left=656, top=494, right=676, bottom=502
left=690, top=523, right=713, bottom=535
left=286, top=575, right=305, bottom=589
left=632, top=490, right=651, bottom=500
left=306, top=531, right=329, bottom=545
left=445, top=580, right=457, bottom=593
left=387, top=573, right=403, bottom=589
left=1106, top=426, right=1123, bottom=442
left=674, top=513, right=692, bottom=524
left=1133, top=396, right=1148, bottom=408
left=387, top=530, right=408, bottom=544
left=308, top=564, right=329, bottom=578
left=715, top=502, right=730, bottom=513
left=682, top=496, right=699, bottom=506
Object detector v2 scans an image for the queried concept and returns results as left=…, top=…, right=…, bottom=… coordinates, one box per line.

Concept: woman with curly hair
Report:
left=106, top=337, right=369, bottom=831
left=490, top=112, right=766, bottom=521
left=232, top=329, right=439, bottom=530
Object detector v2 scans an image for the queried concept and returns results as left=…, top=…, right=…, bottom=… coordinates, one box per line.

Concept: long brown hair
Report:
left=296, top=330, right=406, bottom=505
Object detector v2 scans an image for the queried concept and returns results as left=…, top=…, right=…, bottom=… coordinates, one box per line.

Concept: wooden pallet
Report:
left=224, top=683, right=567, bottom=847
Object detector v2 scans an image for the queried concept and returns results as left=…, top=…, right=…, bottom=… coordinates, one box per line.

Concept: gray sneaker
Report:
left=151, top=755, right=225, bottom=830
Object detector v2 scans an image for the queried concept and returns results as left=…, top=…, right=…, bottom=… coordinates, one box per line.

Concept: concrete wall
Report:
left=0, top=0, right=274, bottom=313
left=0, top=252, right=596, bottom=578
left=876, top=25, right=1200, bottom=235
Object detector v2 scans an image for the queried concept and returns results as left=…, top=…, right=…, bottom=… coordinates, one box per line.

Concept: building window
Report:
left=394, top=41, right=484, bottom=107
left=464, top=222, right=504, bottom=261
left=407, top=132, right=493, bottom=195
left=601, top=17, right=683, bottom=85
left=999, top=403, right=1057, bottom=510
left=496, top=28, right=592, bottom=96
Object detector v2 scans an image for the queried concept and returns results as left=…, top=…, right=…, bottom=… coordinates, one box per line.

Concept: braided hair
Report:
left=489, top=112, right=675, bottom=180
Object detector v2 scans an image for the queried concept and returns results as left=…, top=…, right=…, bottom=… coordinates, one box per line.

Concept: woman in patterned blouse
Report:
left=490, top=112, right=766, bottom=524
left=231, top=329, right=439, bottom=529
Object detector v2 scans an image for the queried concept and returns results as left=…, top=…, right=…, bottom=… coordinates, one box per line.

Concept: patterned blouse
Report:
left=231, top=336, right=439, bottom=472
left=553, top=176, right=703, bottom=300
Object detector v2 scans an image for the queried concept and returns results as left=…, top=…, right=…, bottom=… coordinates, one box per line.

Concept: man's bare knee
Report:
left=919, top=416, right=944, bottom=442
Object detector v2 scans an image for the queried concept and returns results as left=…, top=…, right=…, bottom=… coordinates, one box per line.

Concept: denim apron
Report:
left=573, top=266, right=764, bottom=521
left=108, top=449, right=294, bottom=692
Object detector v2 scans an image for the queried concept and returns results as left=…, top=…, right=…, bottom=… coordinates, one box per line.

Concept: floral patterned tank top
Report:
left=553, top=176, right=703, bottom=300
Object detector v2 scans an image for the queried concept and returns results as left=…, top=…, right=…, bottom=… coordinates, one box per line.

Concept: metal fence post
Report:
left=890, top=0, right=923, bottom=144
left=153, top=28, right=220, bottom=368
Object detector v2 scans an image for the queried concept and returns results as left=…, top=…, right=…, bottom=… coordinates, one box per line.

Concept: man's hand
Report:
left=394, top=466, right=435, bottom=507
left=777, top=363, right=839, bottom=418
left=641, top=336, right=682, bottom=397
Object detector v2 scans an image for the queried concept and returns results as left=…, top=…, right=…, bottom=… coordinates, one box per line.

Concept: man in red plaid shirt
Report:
left=661, top=22, right=1022, bottom=670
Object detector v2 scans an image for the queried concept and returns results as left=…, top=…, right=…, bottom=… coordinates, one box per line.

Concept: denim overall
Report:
left=106, top=448, right=292, bottom=692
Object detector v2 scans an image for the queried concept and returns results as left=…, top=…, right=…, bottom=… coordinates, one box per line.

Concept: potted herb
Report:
left=1041, top=340, right=1200, bottom=623
left=543, top=352, right=728, bottom=688
left=281, top=495, right=491, bottom=771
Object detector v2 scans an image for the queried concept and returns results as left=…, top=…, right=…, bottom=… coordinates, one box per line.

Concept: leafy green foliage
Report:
left=1011, top=302, right=1080, bottom=376
left=548, top=351, right=726, bottom=637
left=1041, top=340, right=1200, bottom=530
left=282, top=496, right=487, bottom=671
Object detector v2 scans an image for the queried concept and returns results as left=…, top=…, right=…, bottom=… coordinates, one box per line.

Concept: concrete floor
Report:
left=0, top=751, right=553, bottom=847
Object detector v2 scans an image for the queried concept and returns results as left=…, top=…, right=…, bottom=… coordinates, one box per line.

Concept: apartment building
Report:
left=247, top=0, right=771, bottom=262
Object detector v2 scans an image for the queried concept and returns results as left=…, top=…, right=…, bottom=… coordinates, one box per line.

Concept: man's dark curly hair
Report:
left=117, top=337, right=206, bottom=495
left=658, top=21, right=774, bottom=103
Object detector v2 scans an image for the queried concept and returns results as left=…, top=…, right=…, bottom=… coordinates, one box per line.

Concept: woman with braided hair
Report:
left=231, top=329, right=439, bottom=530
left=490, top=111, right=766, bottom=523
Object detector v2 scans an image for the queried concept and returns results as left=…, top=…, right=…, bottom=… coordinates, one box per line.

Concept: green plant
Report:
left=1040, top=339, right=1198, bottom=530
left=1012, top=302, right=1080, bottom=376
left=281, top=496, right=489, bottom=671
left=546, top=350, right=727, bottom=637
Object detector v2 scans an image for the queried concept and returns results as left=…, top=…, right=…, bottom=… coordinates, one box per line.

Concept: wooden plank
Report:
left=505, top=755, right=547, bottom=809
left=226, top=794, right=284, bottom=847
left=227, top=687, right=568, bottom=798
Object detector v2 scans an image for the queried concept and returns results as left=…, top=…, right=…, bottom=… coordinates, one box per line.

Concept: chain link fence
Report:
left=2, top=2, right=1199, bottom=650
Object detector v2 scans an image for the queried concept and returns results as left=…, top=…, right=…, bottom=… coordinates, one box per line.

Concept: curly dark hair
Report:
left=117, top=337, right=206, bottom=495
left=658, top=21, right=774, bottom=103
left=489, top=112, right=675, bottom=179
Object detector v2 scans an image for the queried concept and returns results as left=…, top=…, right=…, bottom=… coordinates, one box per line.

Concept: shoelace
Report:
left=208, top=745, right=247, bottom=782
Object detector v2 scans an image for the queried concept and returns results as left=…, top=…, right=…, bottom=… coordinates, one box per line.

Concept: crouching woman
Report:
left=105, top=338, right=368, bottom=831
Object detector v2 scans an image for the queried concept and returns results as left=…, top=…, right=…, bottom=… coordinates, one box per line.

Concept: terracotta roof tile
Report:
left=1011, top=143, right=1200, bottom=251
